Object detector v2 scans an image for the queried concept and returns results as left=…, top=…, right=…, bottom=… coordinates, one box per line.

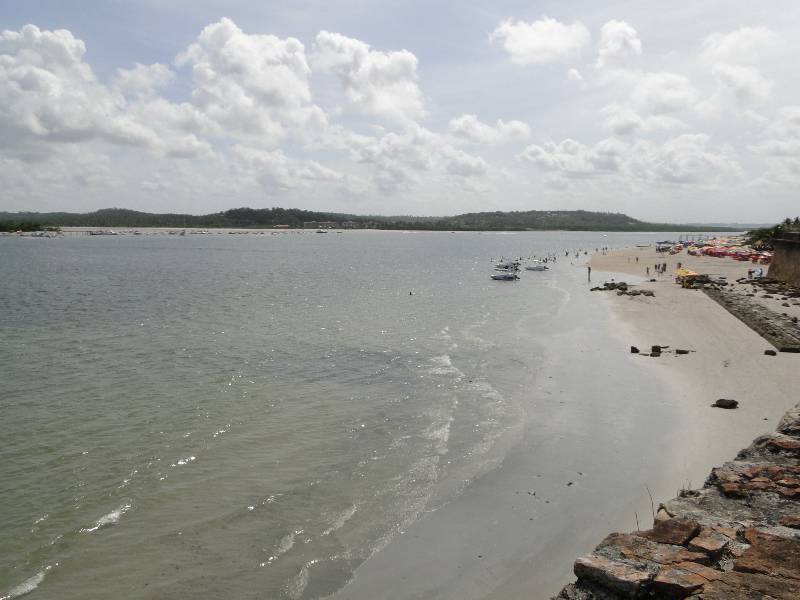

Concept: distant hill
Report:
left=0, top=207, right=736, bottom=232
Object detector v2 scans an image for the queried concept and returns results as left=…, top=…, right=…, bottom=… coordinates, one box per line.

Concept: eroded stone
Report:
left=734, top=529, right=800, bottom=581
left=573, top=555, right=651, bottom=597
left=687, top=529, right=730, bottom=557
left=636, top=518, right=700, bottom=546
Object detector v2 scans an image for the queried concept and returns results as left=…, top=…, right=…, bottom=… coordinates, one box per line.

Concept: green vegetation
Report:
left=0, top=221, right=59, bottom=233
left=0, top=207, right=736, bottom=232
left=745, top=217, right=800, bottom=248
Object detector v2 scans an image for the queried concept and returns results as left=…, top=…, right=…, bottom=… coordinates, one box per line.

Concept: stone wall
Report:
left=769, top=231, right=800, bottom=287
left=552, top=404, right=800, bottom=599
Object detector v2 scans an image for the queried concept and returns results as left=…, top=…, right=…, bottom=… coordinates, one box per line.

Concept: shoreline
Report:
left=553, top=402, right=800, bottom=598
left=330, top=243, right=799, bottom=599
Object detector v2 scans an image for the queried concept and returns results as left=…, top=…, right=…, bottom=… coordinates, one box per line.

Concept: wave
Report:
left=1, top=565, right=53, bottom=600
left=425, top=414, right=454, bottom=455
left=428, top=354, right=463, bottom=378
left=322, top=504, right=357, bottom=536
left=171, top=455, right=196, bottom=467
left=80, top=502, right=131, bottom=533
left=262, top=528, right=303, bottom=567
left=284, top=559, right=319, bottom=600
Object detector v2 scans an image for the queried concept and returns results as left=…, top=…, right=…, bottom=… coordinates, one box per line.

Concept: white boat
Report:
left=491, top=272, right=519, bottom=280
left=494, top=259, right=520, bottom=271
left=525, top=265, right=549, bottom=271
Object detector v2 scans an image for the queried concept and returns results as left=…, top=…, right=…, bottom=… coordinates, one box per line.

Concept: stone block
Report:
left=636, top=518, right=700, bottom=546
left=599, top=533, right=708, bottom=566
left=734, top=529, right=800, bottom=581
left=653, top=561, right=720, bottom=597
left=687, top=529, right=730, bottom=557
left=695, top=570, right=800, bottom=599
left=573, top=555, right=651, bottom=597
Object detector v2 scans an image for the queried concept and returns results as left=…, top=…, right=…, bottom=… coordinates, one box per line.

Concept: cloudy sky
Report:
left=2, top=1, right=800, bottom=221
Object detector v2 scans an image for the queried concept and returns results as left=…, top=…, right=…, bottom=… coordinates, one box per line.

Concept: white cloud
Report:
left=313, top=31, right=424, bottom=123
left=712, top=63, right=772, bottom=105
left=448, top=114, right=530, bottom=144
left=0, top=24, right=215, bottom=160
left=567, top=68, right=584, bottom=83
left=632, top=72, right=697, bottom=115
left=517, top=138, right=625, bottom=178
left=345, top=125, right=490, bottom=191
left=176, top=18, right=326, bottom=140
left=601, top=104, right=643, bottom=136
left=629, top=134, right=741, bottom=184
left=491, top=16, right=590, bottom=65
left=440, top=146, right=490, bottom=176
left=519, top=134, right=739, bottom=187
left=113, top=62, right=174, bottom=98
left=232, top=145, right=347, bottom=191
left=596, top=20, right=642, bottom=70
left=0, top=25, right=118, bottom=149
left=700, top=26, right=781, bottom=65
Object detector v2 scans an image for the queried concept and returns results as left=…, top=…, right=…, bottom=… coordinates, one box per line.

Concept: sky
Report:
left=2, top=1, right=800, bottom=222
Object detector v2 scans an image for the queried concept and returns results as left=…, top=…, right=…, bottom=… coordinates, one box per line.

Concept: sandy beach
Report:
left=331, top=242, right=800, bottom=600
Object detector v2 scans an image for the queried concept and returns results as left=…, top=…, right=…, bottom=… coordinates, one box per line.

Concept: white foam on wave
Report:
left=212, top=423, right=231, bottom=438
left=428, top=354, right=464, bottom=378
left=322, top=504, right=357, bottom=536
left=171, top=455, right=196, bottom=467
left=262, top=528, right=303, bottom=566
left=425, top=413, right=454, bottom=455
left=1, top=565, right=53, bottom=600
left=283, top=559, right=319, bottom=600
left=80, top=502, right=131, bottom=533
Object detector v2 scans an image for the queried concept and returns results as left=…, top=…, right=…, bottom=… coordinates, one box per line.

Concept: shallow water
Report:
left=1, top=230, right=681, bottom=599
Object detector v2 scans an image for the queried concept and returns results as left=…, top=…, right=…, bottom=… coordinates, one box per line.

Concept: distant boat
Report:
left=491, top=272, right=519, bottom=281
left=525, top=265, right=549, bottom=271
left=316, top=230, right=328, bottom=233
left=494, top=259, right=520, bottom=271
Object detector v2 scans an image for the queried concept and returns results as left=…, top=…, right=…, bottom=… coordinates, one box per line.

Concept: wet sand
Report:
left=330, top=245, right=800, bottom=600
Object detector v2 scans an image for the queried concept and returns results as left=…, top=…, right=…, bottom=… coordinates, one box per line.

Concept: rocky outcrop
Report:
left=703, top=286, right=800, bottom=352
left=590, top=282, right=655, bottom=298
left=552, top=403, right=800, bottom=599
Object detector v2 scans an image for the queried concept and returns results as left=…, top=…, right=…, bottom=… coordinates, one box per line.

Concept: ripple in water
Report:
left=1, top=565, right=53, bottom=600
left=80, top=503, right=132, bottom=534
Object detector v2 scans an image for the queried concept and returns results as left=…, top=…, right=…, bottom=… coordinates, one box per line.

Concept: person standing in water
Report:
left=587, top=265, right=592, bottom=281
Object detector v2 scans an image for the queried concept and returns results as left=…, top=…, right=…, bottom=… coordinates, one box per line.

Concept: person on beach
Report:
left=587, top=265, right=591, bottom=281
left=646, top=266, right=650, bottom=276
left=747, top=268, right=753, bottom=279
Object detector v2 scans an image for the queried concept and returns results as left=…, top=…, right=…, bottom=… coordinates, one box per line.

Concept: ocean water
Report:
left=0, top=230, right=676, bottom=599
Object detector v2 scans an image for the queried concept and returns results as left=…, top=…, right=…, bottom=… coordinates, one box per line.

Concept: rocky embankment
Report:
left=703, top=278, right=800, bottom=353
left=552, top=405, right=800, bottom=599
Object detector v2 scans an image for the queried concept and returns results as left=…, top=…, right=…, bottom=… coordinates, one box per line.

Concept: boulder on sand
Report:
left=712, top=399, right=738, bottom=409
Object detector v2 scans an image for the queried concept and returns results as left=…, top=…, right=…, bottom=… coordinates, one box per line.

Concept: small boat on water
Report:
left=525, top=264, right=549, bottom=271
left=491, top=272, right=519, bottom=281
left=494, top=259, right=520, bottom=271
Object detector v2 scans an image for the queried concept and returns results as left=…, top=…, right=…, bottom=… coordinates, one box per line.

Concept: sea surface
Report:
left=0, top=230, right=691, bottom=599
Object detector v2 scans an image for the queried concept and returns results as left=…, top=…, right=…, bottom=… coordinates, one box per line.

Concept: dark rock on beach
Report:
left=712, top=399, right=738, bottom=409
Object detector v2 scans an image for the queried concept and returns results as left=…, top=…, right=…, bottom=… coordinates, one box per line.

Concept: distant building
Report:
left=303, top=221, right=338, bottom=229
left=341, top=221, right=358, bottom=229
